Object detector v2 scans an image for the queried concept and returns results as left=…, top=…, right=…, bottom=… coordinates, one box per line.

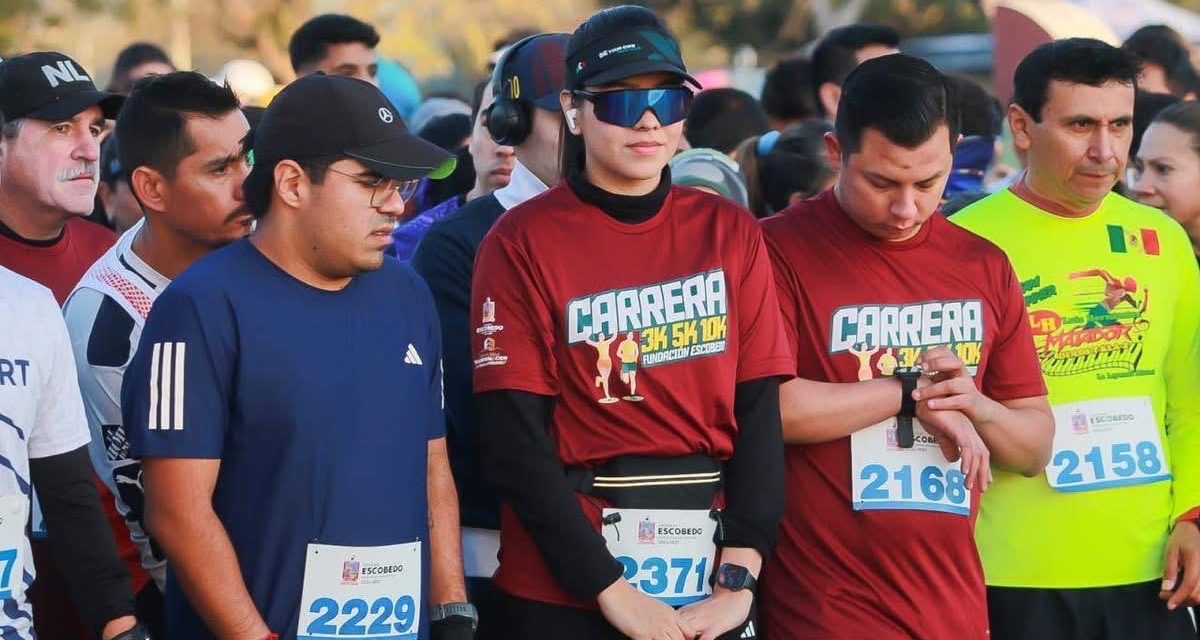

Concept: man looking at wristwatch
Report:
left=759, top=54, right=1054, bottom=639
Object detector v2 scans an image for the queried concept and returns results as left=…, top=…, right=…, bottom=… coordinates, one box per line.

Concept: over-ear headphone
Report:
left=486, top=35, right=541, bottom=146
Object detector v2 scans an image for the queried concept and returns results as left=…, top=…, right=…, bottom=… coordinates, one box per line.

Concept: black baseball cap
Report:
left=0, top=52, right=124, bottom=122
left=566, top=28, right=700, bottom=91
left=249, top=73, right=456, bottom=182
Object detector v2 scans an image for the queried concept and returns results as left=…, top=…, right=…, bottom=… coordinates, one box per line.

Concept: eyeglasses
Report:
left=320, top=165, right=421, bottom=208
left=572, top=87, right=694, bottom=128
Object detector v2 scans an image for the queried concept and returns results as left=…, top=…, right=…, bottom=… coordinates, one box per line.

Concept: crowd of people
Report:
left=2, top=4, right=1200, bottom=640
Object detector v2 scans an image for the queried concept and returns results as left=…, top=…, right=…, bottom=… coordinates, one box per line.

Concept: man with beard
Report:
left=64, top=72, right=251, bottom=638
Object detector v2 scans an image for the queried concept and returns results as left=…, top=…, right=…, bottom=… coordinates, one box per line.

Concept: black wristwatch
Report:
left=716, top=562, right=757, bottom=595
left=895, top=367, right=921, bottom=449
left=430, top=602, right=478, bottom=629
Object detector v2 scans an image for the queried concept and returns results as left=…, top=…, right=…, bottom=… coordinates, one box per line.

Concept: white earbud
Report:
left=567, top=108, right=579, bottom=133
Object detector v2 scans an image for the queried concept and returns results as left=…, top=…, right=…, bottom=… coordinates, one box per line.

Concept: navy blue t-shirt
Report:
left=123, top=240, right=444, bottom=640
left=411, top=194, right=505, bottom=530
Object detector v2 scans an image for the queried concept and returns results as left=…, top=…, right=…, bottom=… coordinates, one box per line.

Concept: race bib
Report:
left=0, top=495, right=28, bottom=601
left=297, top=542, right=422, bottom=640
left=602, top=508, right=716, bottom=606
left=851, top=418, right=970, bottom=516
left=1047, top=396, right=1169, bottom=492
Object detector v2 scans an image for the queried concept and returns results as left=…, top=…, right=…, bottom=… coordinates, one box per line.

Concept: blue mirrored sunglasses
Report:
left=572, top=87, right=694, bottom=128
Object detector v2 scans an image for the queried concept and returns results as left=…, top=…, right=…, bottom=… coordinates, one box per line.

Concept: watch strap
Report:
left=896, top=369, right=919, bottom=449
left=430, top=602, right=477, bottom=623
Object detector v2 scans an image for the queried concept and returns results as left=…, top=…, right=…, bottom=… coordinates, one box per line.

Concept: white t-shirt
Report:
left=0, top=265, right=92, bottom=638
left=64, top=220, right=168, bottom=589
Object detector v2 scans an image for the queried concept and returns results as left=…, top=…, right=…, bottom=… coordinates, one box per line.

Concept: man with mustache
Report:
left=956, top=38, right=1200, bottom=639
left=0, top=52, right=151, bottom=640
left=63, top=71, right=251, bottom=638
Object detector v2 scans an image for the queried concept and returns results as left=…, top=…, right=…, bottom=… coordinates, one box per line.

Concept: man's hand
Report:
left=1160, top=521, right=1200, bottom=610
left=913, top=347, right=995, bottom=426
left=597, top=579, right=697, bottom=640
left=916, top=401, right=992, bottom=492
left=677, top=588, right=753, bottom=640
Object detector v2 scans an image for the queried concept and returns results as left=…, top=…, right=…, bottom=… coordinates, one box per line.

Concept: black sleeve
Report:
left=720, top=376, right=785, bottom=558
left=29, top=446, right=135, bottom=633
left=478, top=390, right=623, bottom=601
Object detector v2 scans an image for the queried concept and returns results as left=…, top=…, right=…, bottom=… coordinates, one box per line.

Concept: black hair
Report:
left=761, top=54, right=817, bottom=124
left=243, top=155, right=335, bottom=219
left=835, top=54, right=959, bottom=157
left=470, top=78, right=490, bottom=121
left=99, top=133, right=123, bottom=188
left=288, top=14, right=380, bottom=74
left=108, top=42, right=174, bottom=94
left=1013, top=38, right=1139, bottom=122
left=811, top=23, right=900, bottom=118
left=684, top=88, right=769, bottom=155
left=1150, top=101, right=1200, bottom=160
left=1133, top=90, right=1181, bottom=158
left=492, top=28, right=541, bottom=57
left=560, top=4, right=673, bottom=177
left=417, top=113, right=473, bottom=151
left=1123, top=25, right=1199, bottom=98
left=946, top=74, right=1002, bottom=138
left=736, top=120, right=835, bottom=217
left=116, top=71, right=241, bottom=186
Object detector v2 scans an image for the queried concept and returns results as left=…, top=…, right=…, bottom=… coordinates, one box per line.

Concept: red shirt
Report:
left=0, top=216, right=152, bottom=638
left=0, top=217, right=116, bottom=304
left=472, top=185, right=793, bottom=607
left=758, top=190, right=1045, bottom=640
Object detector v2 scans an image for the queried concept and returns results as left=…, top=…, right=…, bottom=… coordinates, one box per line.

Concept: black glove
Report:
left=109, top=623, right=152, bottom=640
left=430, top=615, right=475, bottom=640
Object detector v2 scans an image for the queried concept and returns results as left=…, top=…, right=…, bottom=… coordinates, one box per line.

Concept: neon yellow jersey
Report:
left=954, top=189, right=1200, bottom=588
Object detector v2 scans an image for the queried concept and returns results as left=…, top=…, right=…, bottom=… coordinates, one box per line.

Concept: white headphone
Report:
left=566, top=108, right=579, bottom=133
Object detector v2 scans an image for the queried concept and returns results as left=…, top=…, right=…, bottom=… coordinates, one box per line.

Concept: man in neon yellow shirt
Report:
left=955, top=38, right=1200, bottom=639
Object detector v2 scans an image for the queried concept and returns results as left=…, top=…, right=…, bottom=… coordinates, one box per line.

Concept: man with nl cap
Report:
left=123, top=73, right=472, bottom=640
left=409, top=32, right=568, bottom=636
left=0, top=51, right=153, bottom=640
left=0, top=51, right=124, bottom=299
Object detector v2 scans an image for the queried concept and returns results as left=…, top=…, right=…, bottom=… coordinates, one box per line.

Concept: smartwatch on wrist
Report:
left=715, top=562, right=757, bottom=595
left=430, top=602, right=478, bottom=629
left=895, top=367, right=921, bottom=449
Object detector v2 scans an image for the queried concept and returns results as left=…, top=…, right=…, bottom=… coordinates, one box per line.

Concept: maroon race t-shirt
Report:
left=758, top=190, right=1045, bottom=640
left=471, top=184, right=793, bottom=607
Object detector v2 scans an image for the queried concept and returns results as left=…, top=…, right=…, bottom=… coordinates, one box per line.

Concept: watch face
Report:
left=719, top=563, right=749, bottom=589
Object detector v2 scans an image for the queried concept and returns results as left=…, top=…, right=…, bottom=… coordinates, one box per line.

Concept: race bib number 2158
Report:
left=1048, top=397, right=1169, bottom=493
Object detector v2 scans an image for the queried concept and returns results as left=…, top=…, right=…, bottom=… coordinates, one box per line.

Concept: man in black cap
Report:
left=0, top=51, right=125, bottom=297
left=124, top=73, right=474, bottom=640
left=0, top=51, right=153, bottom=640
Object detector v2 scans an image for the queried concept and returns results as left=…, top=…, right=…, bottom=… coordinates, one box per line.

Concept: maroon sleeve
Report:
left=760, top=222, right=801, bottom=374
left=737, top=223, right=798, bottom=382
left=981, top=257, right=1048, bottom=401
left=471, top=227, right=560, bottom=396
